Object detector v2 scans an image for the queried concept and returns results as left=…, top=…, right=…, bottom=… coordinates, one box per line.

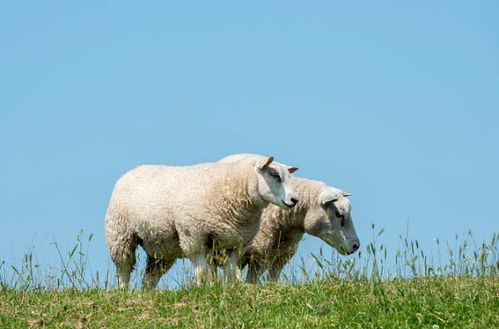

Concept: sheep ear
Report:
left=288, top=167, right=299, bottom=174
left=320, top=192, right=338, bottom=206
left=257, top=156, right=274, bottom=170
left=342, top=192, right=352, bottom=197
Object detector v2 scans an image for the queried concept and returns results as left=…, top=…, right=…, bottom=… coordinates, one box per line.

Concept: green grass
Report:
left=1, top=228, right=497, bottom=328
left=1, top=277, right=497, bottom=328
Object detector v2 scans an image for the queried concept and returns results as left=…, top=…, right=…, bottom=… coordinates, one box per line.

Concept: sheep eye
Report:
left=270, top=171, right=282, bottom=183
left=335, top=210, right=345, bottom=226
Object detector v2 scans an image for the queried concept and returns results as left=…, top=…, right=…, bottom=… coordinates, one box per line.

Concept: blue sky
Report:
left=1, top=1, right=498, bottom=286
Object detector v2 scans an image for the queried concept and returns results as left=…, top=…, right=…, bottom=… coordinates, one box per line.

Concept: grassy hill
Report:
left=1, top=230, right=497, bottom=328
left=1, top=277, right=498, bottom=329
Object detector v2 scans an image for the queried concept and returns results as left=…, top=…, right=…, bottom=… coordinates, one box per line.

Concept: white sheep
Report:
left=104, top=156, right=299, bottom=288
left=219, top=154, right=359, bottom=283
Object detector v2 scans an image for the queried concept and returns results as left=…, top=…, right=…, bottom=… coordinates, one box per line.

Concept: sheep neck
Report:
left=206, top=160, right=266, bottom=227
left=266, top=177, right=325, bottom=234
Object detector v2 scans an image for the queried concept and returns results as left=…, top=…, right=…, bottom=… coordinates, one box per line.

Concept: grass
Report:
left=1, top=277, right=497, bottom=328
left=0, top=228, right=498, bottom=328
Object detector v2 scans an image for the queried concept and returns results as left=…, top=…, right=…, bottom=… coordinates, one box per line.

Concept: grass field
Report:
left=1, top=229, right=497, bottom=328
left=1, top=277, right=497, bottom=328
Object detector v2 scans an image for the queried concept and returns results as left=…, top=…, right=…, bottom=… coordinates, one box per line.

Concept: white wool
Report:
left=105, top=156, right=298, bottom=289
left=219, top=154, right=359, bottom=283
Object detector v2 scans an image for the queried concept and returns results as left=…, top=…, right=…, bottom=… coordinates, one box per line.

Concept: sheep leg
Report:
left=108, top=233, right=137, bottom=290
left=116, top=264, right=133, bottom=289
left=268, top=259, right=286, bottom=282
left=223, top=250, right=242, bottom=282
left=191, top=252, right=210, bottom=286
left=142, top=256, right=175, bottom=290
left=245, top=261, right=264, bottom=284
left=106, top=206, right=138, bottom=290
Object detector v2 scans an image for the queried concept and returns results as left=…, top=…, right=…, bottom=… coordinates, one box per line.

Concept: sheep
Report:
left=219, top=154, right=359, bottom=283
left=104, top=156, right=299, bottom=289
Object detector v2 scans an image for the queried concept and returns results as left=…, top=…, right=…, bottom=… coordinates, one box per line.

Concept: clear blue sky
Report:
left=1, top=1, right=498, bottom=286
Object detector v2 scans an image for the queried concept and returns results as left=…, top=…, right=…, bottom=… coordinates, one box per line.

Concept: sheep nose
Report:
left=290, top=197, right=299, bottom=205
left=352, top=242, right=360, bottom=251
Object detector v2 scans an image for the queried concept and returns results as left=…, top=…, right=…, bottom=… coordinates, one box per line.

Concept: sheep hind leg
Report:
left=116, top=264, right=133, bottom=289
left=109, top=235, right=138, bottom=290
left=142, top=256, right=175, bottom=290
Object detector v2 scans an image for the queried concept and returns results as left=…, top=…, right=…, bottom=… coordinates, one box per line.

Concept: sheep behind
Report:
left=219, top=154, right=359, bottom=283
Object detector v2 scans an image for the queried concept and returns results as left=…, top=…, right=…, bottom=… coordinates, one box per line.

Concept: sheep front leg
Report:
left=224, top=250, right=242, bottom=283
left=191, top=252, right=210, bottom=286
left=268, top=257, right=287, bottom=282
left=246, top=260, right=264, bottom=284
